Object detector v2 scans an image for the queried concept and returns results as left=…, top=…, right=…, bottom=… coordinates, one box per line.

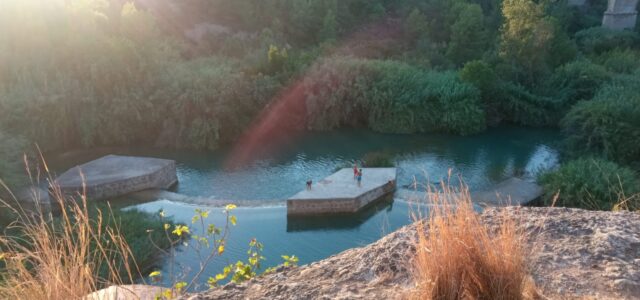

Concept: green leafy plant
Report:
left=148, top=204, right=237, bottom=298
left=547, top=59, right=611, bottom=108
left=575, top=27, right=640, bottom=55
left=561, top=77, right=640, bottom=165
left=209, top=238, right=266, bottom=286
left=539, top=158, right=640, bottom=211
left=148, top=204, right=299, bottom=298
left=362, top=151, right=395, bottom=168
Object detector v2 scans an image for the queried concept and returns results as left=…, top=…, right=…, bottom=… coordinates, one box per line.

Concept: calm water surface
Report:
left=48, top=126, right=559, bottom=288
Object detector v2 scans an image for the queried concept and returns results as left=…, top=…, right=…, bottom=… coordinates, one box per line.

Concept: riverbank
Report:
left=174, top=207, right=640, bottom=299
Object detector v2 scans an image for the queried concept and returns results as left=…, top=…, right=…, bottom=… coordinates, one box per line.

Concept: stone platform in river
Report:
left=287, top=168, right=397, bottom=215
left=55, top=155, right=177, bottom=200
left=397, top=177, right=543, bottom=206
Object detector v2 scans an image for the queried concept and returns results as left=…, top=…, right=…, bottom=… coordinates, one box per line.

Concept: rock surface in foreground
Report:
left=182, top=207, right=640, bottom=300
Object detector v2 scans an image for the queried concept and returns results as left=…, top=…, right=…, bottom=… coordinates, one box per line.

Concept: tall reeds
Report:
left=0, top=159, right=141, bottom=300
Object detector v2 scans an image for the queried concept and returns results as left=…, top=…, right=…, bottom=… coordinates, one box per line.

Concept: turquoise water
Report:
left=48, top=126, right=559, bottom=289
left=49, top=126, right=559, bottom=200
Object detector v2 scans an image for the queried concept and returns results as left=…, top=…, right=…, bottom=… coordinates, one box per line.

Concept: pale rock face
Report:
left=176, top=207, right=640, bottom=300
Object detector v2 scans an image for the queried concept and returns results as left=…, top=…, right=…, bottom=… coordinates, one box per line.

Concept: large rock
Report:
left=182, top=207, right=640, bottom=300
left=55, top=155, right=177, bottom=200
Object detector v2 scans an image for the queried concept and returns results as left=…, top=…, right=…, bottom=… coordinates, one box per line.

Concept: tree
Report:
left=499, top=0, right=555, bottom=84
left=267, top=44, right=288, bottom=74
left=447, top=3, right=487, bottom=66
left=405, top=8, right=428, bottom=43
left=319, top=9, right=337, bottom=43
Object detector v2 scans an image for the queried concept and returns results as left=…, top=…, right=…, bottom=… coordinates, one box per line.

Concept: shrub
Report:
left=494, top=82, right=559, bottom=126
left=303, top=57, right=486, bottom=135
left=459, top=60, right=503, bottom=124
left=546, top=59, right=611, bottom=107
left=575, top=27, right=640, bottom=55
left=561, top=77, right=640, bottom=165
left=594, top=48, right=640, bottom=74
left=539, top=158, right=640, bottom=210
left=411, top=184, right=535, bottom=299
left=361, top=151, right=394, bottom=167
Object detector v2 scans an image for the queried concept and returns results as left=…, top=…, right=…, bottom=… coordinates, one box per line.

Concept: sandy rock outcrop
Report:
left=179, top=207, right=640, bottom=300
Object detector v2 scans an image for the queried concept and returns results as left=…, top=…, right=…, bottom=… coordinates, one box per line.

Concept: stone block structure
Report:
left=603, top=0, right=638, bottom=30
left=55, top=155, right=177, bottom=200
left=287, top=168, right=396, bottom=215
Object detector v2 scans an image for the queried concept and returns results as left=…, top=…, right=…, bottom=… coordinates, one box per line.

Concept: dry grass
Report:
left=409, top=183, right=538, bottom=300
left=0, top=159, right=141, bottom=300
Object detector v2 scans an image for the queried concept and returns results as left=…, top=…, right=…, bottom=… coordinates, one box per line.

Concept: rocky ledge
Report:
left=179, top=207, right=640, bottom=300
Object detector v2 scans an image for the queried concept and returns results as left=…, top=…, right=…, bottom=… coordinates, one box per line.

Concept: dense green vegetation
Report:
left=0, top=204, right=174, bottom=284
left=540, top=158, right=640, bottom=210
left=0, top=0, right=639, bottom=210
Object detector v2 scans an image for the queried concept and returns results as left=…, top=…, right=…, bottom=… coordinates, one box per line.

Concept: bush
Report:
left=459, top=60, right=503, bottom=124
left=494, top=82, right=559, bottom=126
left=561, top=76, right=640, bottom=165
left=303, top=57, right=486, bottom=135
left=594, top=48, right=640, bottom=74
left=546, top=59, right=611, bottom=107
left=105, top=208, right=174, bottom=276
left=539, top=158, right=640, bottom=210
left=575, top=27, right=640, bottom=55
left=361, top=151, right=395, bottom=167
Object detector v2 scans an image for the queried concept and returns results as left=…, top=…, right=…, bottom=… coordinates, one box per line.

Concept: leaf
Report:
left=162, top=289, right=172, bottom=299
left=172, top=225, right=190, bottom=237
left=230, top=215, right=237, bottom=226
left=164, top=223, right=170, bottom=230
left=225, top=204, right=237, bottom=211
left=174, top=281, right=187, bottom=291
left=149, top=270, right=161, bottom=277
left=218, top=244, right=225, bottom=255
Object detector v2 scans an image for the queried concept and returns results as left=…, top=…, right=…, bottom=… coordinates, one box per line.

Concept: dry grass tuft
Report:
left=409, top=183, right=539, bottom=300
left=0, top=158, right=140, bottom=300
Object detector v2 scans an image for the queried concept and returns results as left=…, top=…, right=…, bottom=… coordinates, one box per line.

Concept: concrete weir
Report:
left=55, top=155, right=177, bottom=200
left=396, top=177, right=543, bottom=207
left=287, top=168, right=397, bottom=215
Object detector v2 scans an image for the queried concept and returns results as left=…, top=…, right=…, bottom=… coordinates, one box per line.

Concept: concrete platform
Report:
left=471, top=177, right=543, bottom=206
left=396, top=177, right=543, bottom=207
left=287, top=168, right=397, bottom=215
left=55, top=155, right=177, bottom=200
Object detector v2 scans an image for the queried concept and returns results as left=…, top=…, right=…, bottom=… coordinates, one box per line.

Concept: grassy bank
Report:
left=0, top=187, right=174, bottom=298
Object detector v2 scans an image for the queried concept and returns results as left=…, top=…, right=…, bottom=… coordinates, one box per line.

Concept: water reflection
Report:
left=286, top=196, right=394, bottom=232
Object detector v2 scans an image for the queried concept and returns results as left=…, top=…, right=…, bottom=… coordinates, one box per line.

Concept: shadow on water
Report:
left=286, top=195, right=395, bottom=232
